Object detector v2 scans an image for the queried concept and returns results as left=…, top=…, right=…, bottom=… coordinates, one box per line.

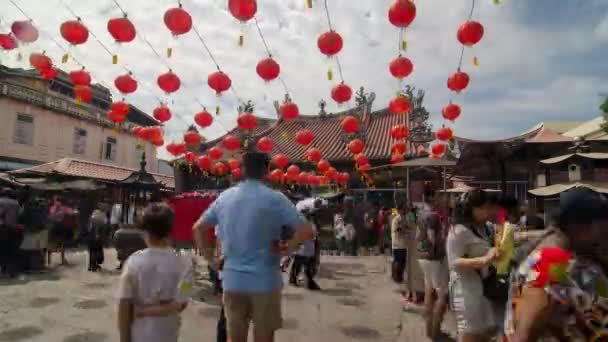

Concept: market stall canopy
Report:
left=370, top=157, right=457, bottom=171
left=529, top=182, right=608, bottom=197
left=540, top=152, right=608, bottom=165
left=28, top=179, right=104, bottom=191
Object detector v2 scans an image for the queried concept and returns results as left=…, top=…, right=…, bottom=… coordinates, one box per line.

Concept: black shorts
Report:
left=391, top=248, right=407, bottom=283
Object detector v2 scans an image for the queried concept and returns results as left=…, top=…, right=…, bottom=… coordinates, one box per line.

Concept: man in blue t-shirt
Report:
left=194, top=152, right=313, bottom=342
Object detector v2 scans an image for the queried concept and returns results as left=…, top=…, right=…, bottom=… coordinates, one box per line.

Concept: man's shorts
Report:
left=418, top=258, right=449, bottom=293
left=223, top=290, right=282, bottom=336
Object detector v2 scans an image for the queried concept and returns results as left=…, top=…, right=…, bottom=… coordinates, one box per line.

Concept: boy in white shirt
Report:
left=116, top=204, right=193, bottom=342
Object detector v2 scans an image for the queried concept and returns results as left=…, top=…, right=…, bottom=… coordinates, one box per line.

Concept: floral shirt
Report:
left=505, top=247, right=608, bottom=341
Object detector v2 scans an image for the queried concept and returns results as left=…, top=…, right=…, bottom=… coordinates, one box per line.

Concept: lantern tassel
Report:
left=306, top=0, right=313, bottom=8
left=166, top=48, right=173, bottom=58
left=327, top=68, right=333, bottom=81
left=238, top=33, right=244, bottom=47
left=215, top=105, right=220, bottom=115
left=16, top=51, right=23, bottom=62
left=401, top=40, right=407, bottom=51
left=112, top=54, right=118, bottom=65
left=62, top=53, right=69, bottom=64
left=473, top=56, right=479, bottom=67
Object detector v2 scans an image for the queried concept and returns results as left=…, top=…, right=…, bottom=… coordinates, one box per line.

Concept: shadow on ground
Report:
left=0, top=326, right=44, bottom=341
left=339, top=325, right=381, bottom=340
left=62, top=332, right=108, bottom=342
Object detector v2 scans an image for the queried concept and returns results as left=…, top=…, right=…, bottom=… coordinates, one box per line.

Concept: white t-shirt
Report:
left=117, top=248, right=193, bottom=342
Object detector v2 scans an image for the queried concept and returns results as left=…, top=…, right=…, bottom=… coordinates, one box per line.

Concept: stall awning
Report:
left=529, top=182, right=608, bottom=197
left=540, top=152, right=608, bottom=165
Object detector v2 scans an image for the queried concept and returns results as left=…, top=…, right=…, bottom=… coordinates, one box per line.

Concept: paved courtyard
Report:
left=0, top=251, right=453, bottom=341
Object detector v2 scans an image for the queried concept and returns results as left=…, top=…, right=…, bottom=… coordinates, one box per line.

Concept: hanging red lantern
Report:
left=194, top=110, right=213, bottom=128
left=157, top=70, right=181, bottom=94
left=298, top=172, right=310, bottom=185
left=389, top=95, right=411, bottom=114
left=227, top=158, right=241, bottom=170
left=108, top=110, right=127, bottom=125
left=231, top=168, right=242, bottom=179
left=111, top=101, right=130, bottom=116
left=208, top=146, right=224, bottom=160
left=295, top=129, right=314, bottom=146
left=174, top=143, right=187, bottom=155
left=355, top=154, right=368, bottom=166
left=166, top=142, right=178, bottom=156
left=197, top=155, right=212, bottom=170
left=306, top=148, right=322, bottom=163
left=163, top=6, right=192, bottom=36
left=317, top=160, right=330, bottom=173
left=339, top=172, right=350, bottom=185
left=389, top=55, right=413, bottom=79
left=280, top=101, right=299, bottom=120
left=325, top=167, right=338, bottom=181
left=237, top=112, right=257, bottom=130
left=114, top=73, right=138, bottom=95
left=223, top=135, right=240, bottom=151
left=358, top=163, right=371, bottom=171
left=391, top=154, right=404, bottom=164
left=228, top=0, right=257, bottom=22
left=208, top=71, right=232, bottom=95
left=107, top=16, right=136, bottom=43
left=431, top=143, right=447, bottom=156
left=442, top=103, right=461, bottom=121
left=272, top=154, right=289, bottom=169
left=447, top=71, right=470, bottom=92
left=270, top=169, right=284, bottom=183
left=286, top=165, right=300, bottom=176
left=69, top=68, right=91, bottom=86
left=436, top=127, right=454, bottom=142
left=331, top=82, right=352, bottom=104
left=391, top=124, right=409, bottom=139
left=11, top=21, right=38, bottom=43
left=133, top=126, right=144, bottom=138
left=388, top=0, right=416, bottom=28
left=153, top=104, right=172, bottom=123
left=60, top=20, right=89, bottom=45
left=317, top=31, right=343, bottom=57
left=391, top=142, right=407, bottom=155
left=308, top=175, right=320, bottom=186
left=74, top=85, right=92, bottom=103
left=29, top=53, right=52, bottom=71
left=40, top=67, right=58, bottom=80
left=348, top=139, right=365, bottom=155
left=457, top=21, right=484, bottom=47
left=184, top=131, right=201, bottom=146
left=341, top=116, right=359, bottom=134
left=257, top=137, right=273, bottom=152
left=142, top=126, right=163, bottom=142
left=0, top=33, right=17, bottom=50
left=185, top=152, right=196, bottom=164
left=256, top=57, right=280, bottom=82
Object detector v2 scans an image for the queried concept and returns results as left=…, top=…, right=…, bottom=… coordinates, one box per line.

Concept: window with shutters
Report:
left=13, top=113, right=34, bottom=145
left=73, top=128, right=87, bottom=155
left=105, top=137, right=117, bottom=161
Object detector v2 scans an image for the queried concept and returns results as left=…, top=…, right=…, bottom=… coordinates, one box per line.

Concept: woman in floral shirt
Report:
left=506, top=189, right=608, bottom=342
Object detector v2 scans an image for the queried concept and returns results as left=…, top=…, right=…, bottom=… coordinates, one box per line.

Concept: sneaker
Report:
left=307, top=281, right=321, bottom=291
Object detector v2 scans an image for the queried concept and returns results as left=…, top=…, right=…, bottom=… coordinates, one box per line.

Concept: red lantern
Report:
left=114, top=73, right=138, bottom=95
left=348, top=139, right=365, bottom=155
left=391, top=142, right=407, bottom=155
left=227, top=158, right=241, bottom=170
left=257, top=137, right=273, bottom=152
left=108, top=110, right=127, bottom=125
left=185, top=152, right=196, bottom=164
left=280, top=101, right=299, bottom=120
left=391, top=154, right=404, bottom=164
left=295, top=129, right=314, bottom=146
left=142, top=126, right=163, bottom=142
left=107, top=17, right=136, bottom=43
left=11, top=20, right=38, bottom=43
left=331, top=82, right=352, bottom=104
left=358, top=163, right=371, bottom=171
left=60, top=20, right=89, bottom=45
left=40, top=67, right=58, bottom=80
left=231, top=168, right=242, bottom=179
left=457, top=21, right=484, bottom=47
left=208, top=147, right=224, bottom=160
left=391, top=124, right=409, bottom=139
left=164, top=7, right=192, bottom=36
left=272, top=154, right=289, bottom=169
left=153, top=104, right=172, bottom=123
left=133, top=126, right=143, bottom=138
left=228, top=0, right=257, bottom=22
left=388, top=0, right=416, bottom=28
left=256, top=57, right=280, bottom=82
left=317, top=160, right=330, bottom=173
left=166, top=142, right=178, bottom=156
left=306, top=148, right=322, bottom=163
left=184, top=131, right=201, bottom=146
left=447, top=71, right=470, bottom=92
left=69, top=68, right=91, bottom=86
left=197, top=155, right=212, bottom=170
left=74, top=85, right=92, bottom=103
left=442, top=103, right=461, bottom=121
left=194, top=110, right=213, bottom=128
left=29, top=53, right=52, bottom=71
left=341, top=116, right=359, bottom=134
left=431, top=143, right=447, bottom=156
left=111, top=101, right=130, bottom=116
left=0, top=34, right=16, bottom=50
left=298, top=172, right=310, bottom=185
left=286, top=165, right=300, bottom=176
left=174, top=143, right=187, bottom=156
left=339, top=172, right=350, bottom=185
left=389, top=95, right=411, bottom=114
left=270, top=169, right=284, bottom=183
left=208, top=71, right=232, bottom=95
left=237, top=112, right=257, bottom=130
left=157, top=71, right=181, bottom=94
left=223, top=135, right=240, bottom=151
left=389, top=55, right=413, bottom=79
left=355, top=154, right=368, bottom=166
left=317, top=31, right=343, bottom=57
left=308, top=175, right=320, bottom=186
left=436, top=127, right=454, bottom=142
left=325, top=167, right=338, bottom=181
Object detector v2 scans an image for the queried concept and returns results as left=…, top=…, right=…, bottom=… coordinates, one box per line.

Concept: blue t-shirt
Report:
left=201, top=180, right=304, bottom=293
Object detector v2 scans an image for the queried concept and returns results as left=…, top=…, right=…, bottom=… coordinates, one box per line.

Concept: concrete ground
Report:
left=0, top=250, right=454, bottom=342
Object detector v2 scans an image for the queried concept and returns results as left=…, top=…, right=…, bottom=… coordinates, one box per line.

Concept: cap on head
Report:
left=558, top=188, right=608, bottom=228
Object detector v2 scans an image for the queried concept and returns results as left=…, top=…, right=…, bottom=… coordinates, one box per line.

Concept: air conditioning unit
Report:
left=536, top=174, right=546, bottom=187
left=568, top=164, right=581, bottom=182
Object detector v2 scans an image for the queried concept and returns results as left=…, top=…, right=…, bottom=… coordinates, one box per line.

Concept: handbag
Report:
left=480, top=265, right=510, bottom=303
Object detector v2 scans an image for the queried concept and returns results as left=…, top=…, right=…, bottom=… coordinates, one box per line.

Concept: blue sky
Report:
left=2, top=0, right=608, bottom=159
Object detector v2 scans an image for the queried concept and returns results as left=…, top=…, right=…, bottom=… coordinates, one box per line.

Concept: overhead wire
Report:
left=253, top=17, right=291, bottom=96
left=323, top=0, right=345, bottom=82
